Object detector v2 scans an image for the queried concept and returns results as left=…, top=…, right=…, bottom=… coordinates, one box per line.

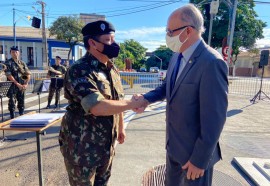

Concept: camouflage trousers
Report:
left=47, top=85, right=62, bottom=105
left=8, top=88, right=25, bottom=113
left=63, top=155, right=113, bottom=186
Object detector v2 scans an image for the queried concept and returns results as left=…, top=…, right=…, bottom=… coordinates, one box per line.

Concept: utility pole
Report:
left=226, top=0, right=238, bottom=65
left=208, top=0, right=219, bottom=46
left=37, top=1, right=48, bottom=69
left=153, top=54, right=162, bottom=70
left=13, top=8, right=16, bottom=46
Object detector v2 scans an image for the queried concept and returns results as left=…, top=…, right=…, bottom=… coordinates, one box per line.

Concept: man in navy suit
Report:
left=133, top=4, right=228, bottom=186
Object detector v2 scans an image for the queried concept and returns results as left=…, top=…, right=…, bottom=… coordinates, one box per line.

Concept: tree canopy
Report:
left=146, top=45, right=173, bottom=70
left=49, top=16, right=84, bottom=61
left=114, top=43, right=134, bottom=70
left=191, top=0, right=266, bottom=62
left=115, top=39, right=147, bottom=70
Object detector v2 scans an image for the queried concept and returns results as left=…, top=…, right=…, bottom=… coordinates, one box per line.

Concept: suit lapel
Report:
left=166, top=53, right=179, bottom=99
left=170, top=40, right=207, bottom=100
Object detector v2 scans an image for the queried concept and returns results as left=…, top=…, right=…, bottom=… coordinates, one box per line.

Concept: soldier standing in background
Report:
left=63, top=60, right=69, bottom=68
left=4, top=46, right=31, bottom=119
left=46, top=56, right=66, bottom=109
left=58, top=20, right=145, bottom=186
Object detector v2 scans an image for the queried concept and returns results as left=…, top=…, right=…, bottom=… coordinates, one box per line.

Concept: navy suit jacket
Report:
left=144, top=40, right=228, bottom=169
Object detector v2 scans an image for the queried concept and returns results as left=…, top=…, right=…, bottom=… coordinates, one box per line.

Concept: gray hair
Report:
left=177, top=4, right=205, bottom=34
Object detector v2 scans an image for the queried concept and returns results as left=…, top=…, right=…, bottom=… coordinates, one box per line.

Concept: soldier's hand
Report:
left=16, top=83, right=23, bottom=89
left=21, top=84, right=27, bottom=91
left=131, top=94, right=148, bottom=113
left=117, top=130, right=126, bottom=144
left=22, top=83, right=28, bottom=89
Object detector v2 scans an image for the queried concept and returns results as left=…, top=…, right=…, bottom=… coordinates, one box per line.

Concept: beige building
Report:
left=233, top=48, right=270, bottom=77
left=79, top=13, right=105, bottom=25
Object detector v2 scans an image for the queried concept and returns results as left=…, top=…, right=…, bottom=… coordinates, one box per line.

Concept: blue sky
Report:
left=0, top=0, right=269, bottom=51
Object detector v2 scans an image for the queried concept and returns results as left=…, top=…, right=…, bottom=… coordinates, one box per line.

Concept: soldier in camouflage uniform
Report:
left=4, top=46, right=31, bottom=119
left=46, top=56, right=66, bottom=109
left=59, top=20, right=145, bottom=186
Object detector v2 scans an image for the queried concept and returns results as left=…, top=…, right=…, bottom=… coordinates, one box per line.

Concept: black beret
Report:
left=10, top=46, right=19, bottom=51
left=82, top=20, right=115, bottom=37
left=56, top=56, right=61, bottom=59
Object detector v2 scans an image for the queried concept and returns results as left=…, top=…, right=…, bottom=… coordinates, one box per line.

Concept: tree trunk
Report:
left=233, top=64, right=236, bottom=77
left=68, top=47, right=72, bottom=62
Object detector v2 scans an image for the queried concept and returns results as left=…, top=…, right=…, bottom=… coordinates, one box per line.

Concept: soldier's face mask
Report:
left=101, top=42, right=120, bottom=59
left=93, top=39, right=120, bottom=59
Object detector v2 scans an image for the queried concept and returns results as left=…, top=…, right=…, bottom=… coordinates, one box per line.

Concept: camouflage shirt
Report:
left=4, top=58, right=31, bottom=94
left=47, top=64, right=66, bottom=77
left=59, top=53, right=124, bottom=167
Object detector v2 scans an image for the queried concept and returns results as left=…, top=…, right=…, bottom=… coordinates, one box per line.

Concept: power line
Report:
left=116, top=0, right=182, bottom=2
left=37, top=1, right=182, bottom=20
left=11, top=1, right=177, bottom=20
left=16, top=9, right=36, bottom=15
left=0, top=3, right=35, bottom=7
left=2, top=0, right=181, bottom=19
left=253, top=1, right=270, bottom=5
left=107, top=1, right=178, bottom=17
left=48, top=2, right=166, bottom=15
left=0, top=9, right=13, bottom=20
left=15, top=10, right=32, bottom=26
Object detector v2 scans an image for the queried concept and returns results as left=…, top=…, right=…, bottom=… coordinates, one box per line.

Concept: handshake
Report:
left=130, top=94, right=149, bottom=113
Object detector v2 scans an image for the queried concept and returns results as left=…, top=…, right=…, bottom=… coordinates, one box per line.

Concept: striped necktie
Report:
left=170, top=53, right=183, bottom=93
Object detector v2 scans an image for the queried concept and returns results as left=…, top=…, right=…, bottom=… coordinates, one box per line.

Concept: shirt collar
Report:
left=182, top=38, right=202, bottom=62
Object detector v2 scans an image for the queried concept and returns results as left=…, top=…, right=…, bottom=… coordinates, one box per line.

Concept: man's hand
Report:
left=131, top=94, right=148, bottom=113
left=182, top=161, right=204, bottom=180
left=117, top=129, right=126, bottom=144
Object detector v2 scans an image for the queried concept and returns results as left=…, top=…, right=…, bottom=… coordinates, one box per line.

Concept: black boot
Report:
left=10, top=111, right=15, bottom=119
left=19, top=110, right=24, bottom=116
left=46, top=101, right=51, bottom=109
left=54, top=100, right=59, bottom=109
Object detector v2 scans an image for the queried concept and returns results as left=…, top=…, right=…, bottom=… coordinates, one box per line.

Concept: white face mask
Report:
left=165, top=28, right=188, bottom=52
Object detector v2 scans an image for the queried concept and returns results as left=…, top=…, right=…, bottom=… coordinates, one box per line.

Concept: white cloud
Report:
left=256, top=28, right=270, bottom=48
left=117, top=26, right=270, bottom=51
left=117, top=27, right=165, bottom=39
left=139, top=40, right=166, bottom=52
left=116, top=26, right=166, bottom=51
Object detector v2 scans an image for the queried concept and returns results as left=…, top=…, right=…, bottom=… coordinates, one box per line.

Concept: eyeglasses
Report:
left=166, top=25, right=195, bottom=37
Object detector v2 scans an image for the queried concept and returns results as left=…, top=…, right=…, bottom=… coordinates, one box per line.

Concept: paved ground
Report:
left=0, top=93, right=270, bottom=186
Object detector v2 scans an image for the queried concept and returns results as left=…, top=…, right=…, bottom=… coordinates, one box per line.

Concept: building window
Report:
left=35, top=47, right=38, bottom=67
left=27, top=47, right=34, bottom=66
left=79, top=48, right=83, bottom=58
left=4, top=45, right=8, bottom=60
left=0, top=45, right=3, bottom=54
left=42, top=48, right=43, bottom=63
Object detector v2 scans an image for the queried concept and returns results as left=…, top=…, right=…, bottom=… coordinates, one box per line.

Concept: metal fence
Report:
left=229, top=76, right=270, bottom=96
left=0, top=70, right=47, bottom=93
left=120, top=72, right=270, bottom=97
left=1, top=71, right=270, bottom=97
